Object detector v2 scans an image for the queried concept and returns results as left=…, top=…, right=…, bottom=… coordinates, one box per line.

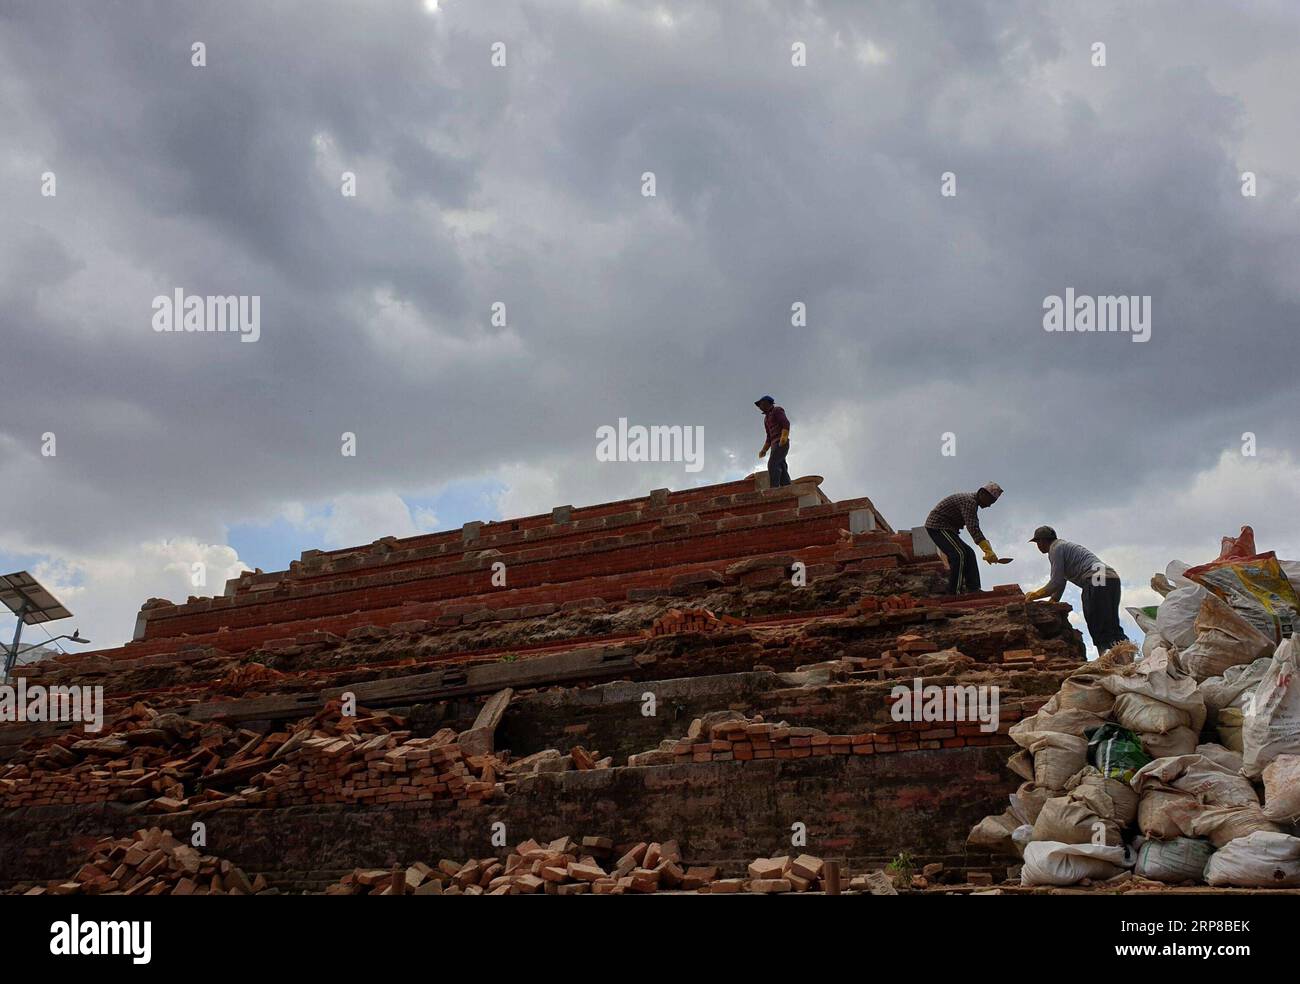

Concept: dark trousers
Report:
left=928, top=527, right=979, bottom=594
left=767, top=441, right=791, bottom=487
left=1082, top=578, right=1128, bottom=652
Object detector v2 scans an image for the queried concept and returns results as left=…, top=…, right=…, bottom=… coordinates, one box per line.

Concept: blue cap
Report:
left=755, top=395, right=775, bottom=407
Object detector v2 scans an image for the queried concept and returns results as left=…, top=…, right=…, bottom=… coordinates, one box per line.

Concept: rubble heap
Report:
left=13, top=828, right=269, bottom=896
left=327, top=838, right=857, bottom=895
left=0, top=476, right=1088, bottom=891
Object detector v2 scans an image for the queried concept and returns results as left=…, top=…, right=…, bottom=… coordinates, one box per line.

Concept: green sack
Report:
left=1086, top=723, right=1151, bottom=782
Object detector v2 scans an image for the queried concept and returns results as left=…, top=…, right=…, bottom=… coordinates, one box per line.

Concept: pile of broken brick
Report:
left=326, top=837, right=884, bottom=895
left=0, top=699, right=591, bottom=813
left=12, top=827, right=931, bottom=896
left=0, top=702, right=254, bottom=810
left=12, top=828, right=271, bottom=896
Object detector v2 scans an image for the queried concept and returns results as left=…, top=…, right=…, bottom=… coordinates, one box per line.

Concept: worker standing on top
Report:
left=1023, top=526, right=1129, bottom=654
left=755, top=396, right=791, bottom=488
left=924, top=483, right=1005, bottom=594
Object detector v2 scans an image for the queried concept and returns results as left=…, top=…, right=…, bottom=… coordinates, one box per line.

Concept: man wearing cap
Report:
left=755, top=396, right=791, bottom=488
left=923, top=483, right=1005, bottom=594
left=1024, top=527, right=1128, bottom=653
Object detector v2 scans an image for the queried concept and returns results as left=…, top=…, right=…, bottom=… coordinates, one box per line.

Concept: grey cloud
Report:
left=0, top=0, right=1294, bottom=591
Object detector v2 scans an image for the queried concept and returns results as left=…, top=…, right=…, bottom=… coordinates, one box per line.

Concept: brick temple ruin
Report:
left=1, top=474, right=1088, bottom=892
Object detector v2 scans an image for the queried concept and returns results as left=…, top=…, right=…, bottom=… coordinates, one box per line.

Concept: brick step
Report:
left=238, top=483, right=842, bottom=597
left=243, top=497, right=805, bottom=596
left=138, top=509, right=895, bottom=642
left=72, top=544, right=914, bottom=663
left=234, top=477, right=799, bottom=595
left=170, top=500, right=833, bottom=616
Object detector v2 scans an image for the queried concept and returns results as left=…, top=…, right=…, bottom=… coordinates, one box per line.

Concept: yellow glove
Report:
left=1023, top=587, right=1045, bottom=601
left=779, top=429, right=789, bottom=447
left=759, top=446, right=768, bottom=458
left=977, top=539, right=998, bottom=564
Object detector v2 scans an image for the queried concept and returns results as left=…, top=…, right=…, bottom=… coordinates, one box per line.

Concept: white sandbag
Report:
left=1139, top=727, right=1198, bottom=760
left=1066, top=766, right=1139, bottom=826
left=1130, top=605, right=1168, bottom=658
left=1204, top=831, right=1300, bottom=887
left=1189, top=804, right=1283, bottom=848
left=1027, top=733, right=1088, bottom=790
left=1011, top=824, right=1034, bottom=857
left=1133, top=837, right=1215, bottom=884
left=1114, top=692, right=1190, bottom=734
left=1142, top=631, right=1169, bottom=660
left=1020, top=841, right=1126, bottom=886
left=1032, top=796, right=1122, bottom=846
left=1101, top=647, right=1206, bottom=733
left=1009, top=781, right=1053, bottom=826
left=1057, top=674, right=1116, bottom=715
left=1262, top=755, right=1300, bottom=823
left=1178, top=594, right=1275, bottom=681
left=1199, top=658, right=1272, bottom=715
left=1195, top=743, right=1243, bottom=773
left=1217, top=707, right=1244, bottom=752
left=1156, top=584, right=1210, bottom=650
left=1242, top=633, right=1300, bottom=780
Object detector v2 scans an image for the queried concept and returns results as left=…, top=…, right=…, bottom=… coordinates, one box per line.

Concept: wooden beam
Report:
left=457, top=688, right=513, bottom=757
left=185, top=645, right=637, bottom=724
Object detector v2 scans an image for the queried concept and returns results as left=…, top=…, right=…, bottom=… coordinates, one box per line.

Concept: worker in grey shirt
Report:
left=1024, top=526, right=1128, bottom=654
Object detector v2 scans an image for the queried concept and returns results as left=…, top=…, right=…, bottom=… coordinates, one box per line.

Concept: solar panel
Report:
left=0, top=571, right=72, bottom=625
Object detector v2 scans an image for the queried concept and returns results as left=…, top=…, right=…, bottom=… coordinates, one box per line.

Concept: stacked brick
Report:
left=14, top=828, right=269, bottom=896
left=650, top=608, right=744, bottom=636
left=629, top=704, right=1044, bottom=768
left=240, top=726, right=502, bottom=809
left=847, top=593, right=922, bottom=616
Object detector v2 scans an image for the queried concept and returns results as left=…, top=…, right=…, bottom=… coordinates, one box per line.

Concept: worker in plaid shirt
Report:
left=924, top=483, right=1005, bottom=594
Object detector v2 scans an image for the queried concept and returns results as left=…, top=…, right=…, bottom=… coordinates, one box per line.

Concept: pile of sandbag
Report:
left=1130, top=753, right=1279, bottom=847
left=969, top=531, right=1300, bottom=889
left=967, top=656, right=1155, bottom=879
left=1101, top=646, right=1206, bottom=760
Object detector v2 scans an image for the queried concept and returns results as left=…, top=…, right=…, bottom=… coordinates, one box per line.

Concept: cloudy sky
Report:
left=1, top=0, right=1297, bottom=655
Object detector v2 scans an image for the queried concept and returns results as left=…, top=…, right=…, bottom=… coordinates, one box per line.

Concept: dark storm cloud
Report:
left=0, top=0, right=1295, bottom=593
